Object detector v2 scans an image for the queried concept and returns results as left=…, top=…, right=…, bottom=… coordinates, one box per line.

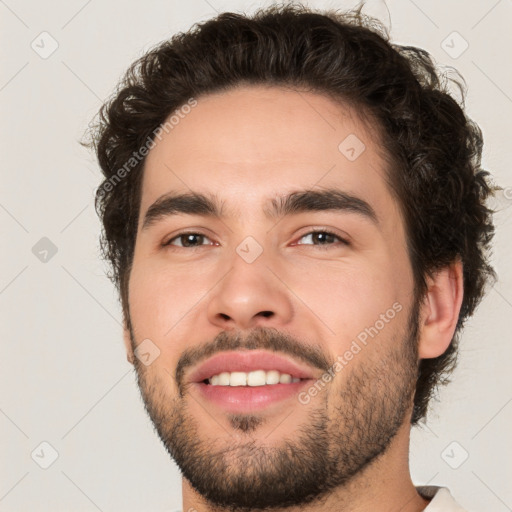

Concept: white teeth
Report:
left=218, top=372, right=230, bottom=386
left=247, top=370, right=266, bottom=387
left=208, top=370, right=302, bottom=386
left=266, top=370, right=280, bottom=385
left=229, top=372, right=247, bottom=387
left=279, top=373, right=292, bottom=384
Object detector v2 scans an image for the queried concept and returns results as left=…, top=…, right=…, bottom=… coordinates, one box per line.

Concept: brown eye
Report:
left=164, top=233, right=212, bottom=248
left=296, top=230, right=349, bottom=247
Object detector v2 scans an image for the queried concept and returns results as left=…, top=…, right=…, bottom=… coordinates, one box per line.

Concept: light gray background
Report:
left=1, top=0, right=511, bottom=511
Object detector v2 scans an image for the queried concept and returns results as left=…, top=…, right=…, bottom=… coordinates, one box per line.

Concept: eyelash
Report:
left=162, top=229, right=349, bottom=250
left=295, top=230, right=350, bottom=249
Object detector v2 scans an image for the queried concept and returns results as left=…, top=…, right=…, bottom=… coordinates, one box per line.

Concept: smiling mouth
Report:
left=185, top=349, right=317, bottom=413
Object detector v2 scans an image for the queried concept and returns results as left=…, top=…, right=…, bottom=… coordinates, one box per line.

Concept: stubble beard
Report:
left=130, top=307, right=419, bottom=511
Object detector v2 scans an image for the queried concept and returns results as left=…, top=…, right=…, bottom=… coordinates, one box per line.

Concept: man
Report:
left=87, top=4, right=496, bottom=511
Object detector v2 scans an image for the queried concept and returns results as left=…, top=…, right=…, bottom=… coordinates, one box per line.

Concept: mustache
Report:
left=175, top=326, right=332, bottom=390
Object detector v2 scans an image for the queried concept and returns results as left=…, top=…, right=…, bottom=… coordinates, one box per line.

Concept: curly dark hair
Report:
left=85, top=3, right=497, bottom=424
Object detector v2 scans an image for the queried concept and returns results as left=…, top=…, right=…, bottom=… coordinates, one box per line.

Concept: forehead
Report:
left=139, top=85, right=399, bottom=224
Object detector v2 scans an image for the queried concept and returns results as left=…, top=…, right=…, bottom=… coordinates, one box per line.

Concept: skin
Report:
left=123, top=85, right=464, bottom=511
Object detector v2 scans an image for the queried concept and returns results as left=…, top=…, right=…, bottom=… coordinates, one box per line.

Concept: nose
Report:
left=206, top=247, right=294, bottom=331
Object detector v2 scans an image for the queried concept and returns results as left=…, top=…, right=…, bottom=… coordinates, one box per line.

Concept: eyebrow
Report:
left=141, top=188, right=379, bottom=231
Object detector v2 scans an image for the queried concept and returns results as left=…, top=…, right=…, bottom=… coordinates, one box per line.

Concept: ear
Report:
left=123, top=321, right=135, bottom=365
left=417, top=259, right=464, bottom=359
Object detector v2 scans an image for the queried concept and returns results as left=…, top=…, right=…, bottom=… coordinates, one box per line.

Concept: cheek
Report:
left=128, top=264, right=205, bottom=396
left=286, top=255, right=405, bottom=344
left=128, top=261, right=203, bottom=342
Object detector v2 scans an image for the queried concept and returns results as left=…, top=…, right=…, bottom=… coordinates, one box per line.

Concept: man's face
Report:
left=126, top=85, right=419, bottom=508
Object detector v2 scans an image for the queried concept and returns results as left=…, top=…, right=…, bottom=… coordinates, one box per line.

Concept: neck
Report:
left=181, top=421, right=430, bottom=512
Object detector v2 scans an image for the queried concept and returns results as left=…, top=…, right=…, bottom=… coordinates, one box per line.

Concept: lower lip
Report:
left=192, top=380, right=311, bottom=413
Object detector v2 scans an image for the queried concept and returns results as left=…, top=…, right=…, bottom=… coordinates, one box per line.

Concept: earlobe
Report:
left=417, top=259, right=464, bottom=359
left=123, top=322, right=135, bottom=365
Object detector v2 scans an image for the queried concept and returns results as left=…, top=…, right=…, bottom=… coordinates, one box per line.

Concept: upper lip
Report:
left=187, top=350, right=318, bottom=383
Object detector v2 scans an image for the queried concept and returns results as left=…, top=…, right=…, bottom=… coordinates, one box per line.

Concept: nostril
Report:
left=259, top=311, right=274, bottom=318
